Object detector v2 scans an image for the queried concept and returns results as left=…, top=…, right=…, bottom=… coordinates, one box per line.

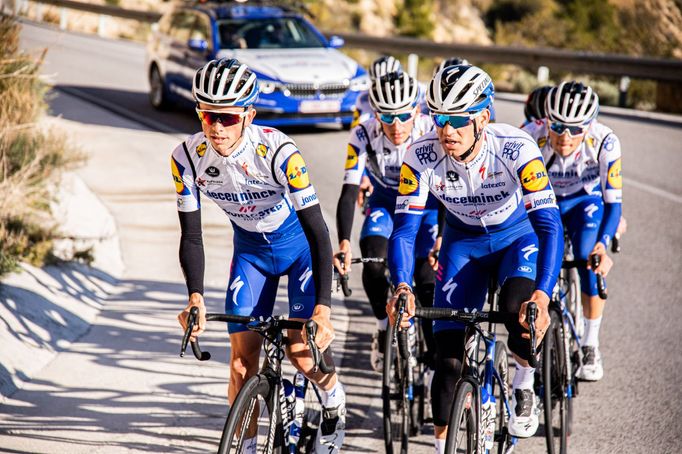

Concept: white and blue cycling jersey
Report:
left=523, top=118, right=622, bottom=296
left=344, top=114, right=438, bottom=255
left=171, top=125, right=320, bottom=332
left=388, top=123, right=563, bottom=307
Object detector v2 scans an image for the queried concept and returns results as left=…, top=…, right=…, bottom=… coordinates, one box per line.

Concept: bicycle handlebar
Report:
left=180, top=308, right=334, bottom=374
left=561, top=257, right=608, bottom=300
left=334, top=254, right=385, bottom=297
left=526, top=302, right=538, bottom=368
left=611, top=235, right=621, bottom=253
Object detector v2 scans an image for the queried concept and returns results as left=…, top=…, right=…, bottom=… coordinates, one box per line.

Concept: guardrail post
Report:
left=537, top=66, right=549, bottom=83
left=408, top=53, right=419, bottom=79
left=98, top=14, right=108, bottom=37
left=618, top=76, right=630, bottom=108
left=59, top=7, right=68, bottom=30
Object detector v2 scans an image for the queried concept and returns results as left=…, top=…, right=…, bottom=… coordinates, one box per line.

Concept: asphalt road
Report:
left=2, top=20, right=681, bottom=454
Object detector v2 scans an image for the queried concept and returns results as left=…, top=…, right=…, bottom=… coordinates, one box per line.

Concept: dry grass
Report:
left=0, top=13, right=84, bottom=276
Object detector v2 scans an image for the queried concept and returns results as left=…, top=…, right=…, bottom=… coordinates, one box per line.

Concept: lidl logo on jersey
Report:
left=284, top=152, right=310, bottom=191
left=196, top=142, right=207, bottom=157
left=398, top=163, right=419, bottom=195
left=345, top=144, right=359, bottom=170
left=257, top=143, right=268, bottom=158
left=171, top=157, right=191, bottom=195
left=537, top=137, right=547, bottom=149
left=606, top=158, right=622, bottom=189
left=519, top=159, right=550, bottom=192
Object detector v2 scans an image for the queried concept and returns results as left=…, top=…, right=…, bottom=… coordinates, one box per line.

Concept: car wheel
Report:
left=149, top=66, right=172, bottom=110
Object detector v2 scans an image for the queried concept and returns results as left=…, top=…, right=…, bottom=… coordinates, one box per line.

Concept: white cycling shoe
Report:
left=315, top=401, right=346, bottom=453
left=576, top=346, right=604, bottom=381
left=508, top=388, right=540, bottom=438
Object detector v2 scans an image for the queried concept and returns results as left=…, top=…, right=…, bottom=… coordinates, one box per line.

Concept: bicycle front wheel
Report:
left=444, top=380, right=478, bottom=454
left=543, top=310, right=568, bottom=454
left=219, top=374, right=284, bottom=454
left=382, top=328, right=409, bottom=454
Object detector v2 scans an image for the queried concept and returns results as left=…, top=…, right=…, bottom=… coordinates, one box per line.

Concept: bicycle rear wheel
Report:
left=382, top=328, right=410, bottom=454
left=543, top=310, right=568, bottom=454
left=219, top=374, right=284, bottom=454
left=444, top=380, right=478, bottom=454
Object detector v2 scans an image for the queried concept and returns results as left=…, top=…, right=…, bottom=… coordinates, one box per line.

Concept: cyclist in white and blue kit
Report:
left=523, top=81, right=622, bottom=381
left=386, top=64, right=563, bottom=450
left=334, top=71, right=439, bottom=372
left=173, top=58, right=345, bottom=453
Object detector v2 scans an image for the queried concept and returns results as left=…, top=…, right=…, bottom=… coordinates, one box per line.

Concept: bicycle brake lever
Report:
left=180, top=307, right=198, bottom=357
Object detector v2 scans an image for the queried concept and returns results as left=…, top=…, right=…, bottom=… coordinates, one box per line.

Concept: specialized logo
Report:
left=256, top=143, right=268, bottom=158
left=398, top=163, right=419, bottom=195
left=206, top=166, right=220, bottom=177
left=443, top=277, right=458, bottom=304
left=241, top=162, right=249, bottom=176
left=478, top=165, right=487, bottom=180
left=171, top=157, right=190, bottom=195
left=522, top=244, right=539, bottom=261
left=585, top=203, right=599, bottom=218
left=369, top=210, right=384, bottom=223
left=607, top=158, right=622, bottom=189
left=230, top=276, right=244, bottom=305
left=415, top=143, right=437, bottom=164
left=196, top=142, right=207, bottom=157
left=520, top=159, right=549, bottom=192
left=345, top=144, right=359, bottom=170
left=502, top=141, right=523, bottom=160
left=284, top=152, right=310, bottom=191
left=299, top=267, right=313, bottom=293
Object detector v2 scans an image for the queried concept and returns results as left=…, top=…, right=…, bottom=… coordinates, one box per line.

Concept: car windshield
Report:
left=217, top=17, right=325, bottom=49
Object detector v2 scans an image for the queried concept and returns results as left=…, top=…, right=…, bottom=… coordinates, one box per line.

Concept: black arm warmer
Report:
left=437, top=202, right=445, bottom=239
left=336, top=183, right=360, bottom=243
left=178, top=210, right=205, bottom=296
left=297, top=204, right=333, bottom=308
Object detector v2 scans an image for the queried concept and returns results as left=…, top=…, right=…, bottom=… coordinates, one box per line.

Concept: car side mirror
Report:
left=188, top=38, right=208, bottom=52
left=328, top=35, right=344, bottom=49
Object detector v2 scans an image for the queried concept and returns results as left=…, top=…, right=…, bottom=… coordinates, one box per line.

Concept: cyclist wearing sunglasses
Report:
left=522, top=81, right=623, bottom=382
left=334, top=71, right=439, bottom=372
left=386, top=64, right=563, bottom=449
left=172, top=58, right=346, bottom=453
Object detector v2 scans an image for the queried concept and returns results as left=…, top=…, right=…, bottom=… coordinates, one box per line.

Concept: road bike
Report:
left=181, top=307, right=333, bottom=453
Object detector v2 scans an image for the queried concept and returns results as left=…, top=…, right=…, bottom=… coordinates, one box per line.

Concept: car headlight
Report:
left=260, top=81, right=279, bottom=94
left=350, top=75, right=370, bottom=92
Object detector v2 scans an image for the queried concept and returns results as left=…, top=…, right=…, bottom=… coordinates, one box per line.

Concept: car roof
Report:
left=178, top=1, right=305, bottom=21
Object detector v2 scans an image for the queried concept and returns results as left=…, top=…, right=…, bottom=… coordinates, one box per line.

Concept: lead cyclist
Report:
left=173, top=58, right=345, bottom=453
left=522, top=81, right=623, bottom=381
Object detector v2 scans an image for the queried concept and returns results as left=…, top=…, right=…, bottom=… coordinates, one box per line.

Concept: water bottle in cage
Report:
left=288, top=371, right=307, bottom=449
left=480, top=387, right=497, bottom=450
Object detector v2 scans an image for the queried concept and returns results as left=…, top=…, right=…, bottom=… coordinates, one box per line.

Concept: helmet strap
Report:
left=458, top=120, right=482, bottom=161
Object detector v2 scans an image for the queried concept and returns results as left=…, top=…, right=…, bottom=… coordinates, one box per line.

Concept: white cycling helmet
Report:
left=427, top=65, right=494, bottom=115
left=546, top=81, right=599, bottom=126
left=368, top=56, right=402, bottom=81
left=369, top=71, right=419, bottom=114
left=433, top=57, right=470, bottom=77
left=193, top=58, right=259, bottom=107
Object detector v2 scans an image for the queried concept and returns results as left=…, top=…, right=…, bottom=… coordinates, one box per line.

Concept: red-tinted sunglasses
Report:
left=195, top=108, right=248, bottom=126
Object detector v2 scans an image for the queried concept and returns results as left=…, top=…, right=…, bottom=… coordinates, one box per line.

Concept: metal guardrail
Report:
left=17, top=0, right=682, bottom=84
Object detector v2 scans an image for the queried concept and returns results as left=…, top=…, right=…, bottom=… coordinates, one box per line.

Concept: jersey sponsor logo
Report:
left=502, top=141, right=523, bottom=160
left=520, top=159, right=550, bottom=192
left=607, top=158, right=622, bottom=189
left=398, top=163, right=420, bottom=195
left=206, top=166, right=220, bottom=177
left=529, top=195, right=555, bottom=210
left=603, top=135, right=616, bottom=152
left=369, top=210, right=384, bottom=223
left=298, top=267, right=313, bottom=293
left=345, top=144, right=359, bottom=170
left=292, top=303, right=305, bottom=312
left=446, top=170, right=459, bottom=182
left=586, top=137, right=596, bottom=149
left=196, top=142, right=207, bottom=157
left=171, top=157, right=191, bottom=195
left=301, top=193, right=318, bottom=207
left=443, top=277, right=457, bottom=304
left=441, top=190, right=510, bottom=205
left=518, top=265, right=533, bottom=273
left=196, top=177, right=206, bottom=187
left=415, top=143, right=437, bottom=164
left=206, top=189, right=277, bottom=202
left=522, top=244, right=539, bottom=261
left=537, top=137, right=547, bottom=149
left=256, top=143, right=269, bottom=158
left=230, top=275, right=244, bottom=305
left=355, top=126, right=367, bottom=142
left=585, top=203, right=599, bottom=218
left=481, top=181, right=505, bottom=189
left=284, top=152, right=311, bottom=191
